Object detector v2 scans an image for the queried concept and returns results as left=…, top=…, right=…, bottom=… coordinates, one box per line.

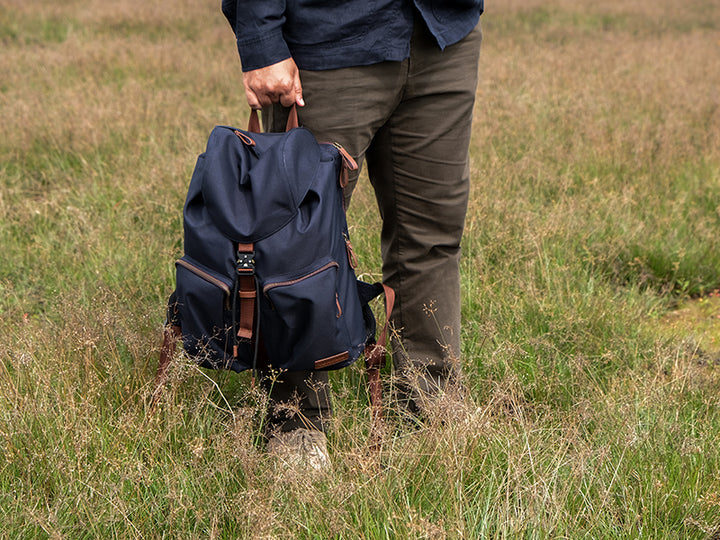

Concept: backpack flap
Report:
left=200, top=126, right=321, bottom=243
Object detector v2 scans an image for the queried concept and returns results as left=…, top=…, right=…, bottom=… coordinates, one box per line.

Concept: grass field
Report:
left=1, top=0, right=720, bottom=537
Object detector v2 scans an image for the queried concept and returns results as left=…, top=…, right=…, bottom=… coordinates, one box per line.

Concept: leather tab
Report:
left=234, top=130, right=256, bottom=146
left=333, top=143, right=357, bottom=189
left=315, top=351, right=349, bottom=370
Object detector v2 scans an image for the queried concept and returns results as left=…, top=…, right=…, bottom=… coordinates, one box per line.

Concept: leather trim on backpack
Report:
left=236, top=243, right=256, bottom=341
left=314, top=351, right=349, bottom=370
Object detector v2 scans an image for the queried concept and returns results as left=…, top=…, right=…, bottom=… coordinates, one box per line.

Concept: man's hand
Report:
left=242, top=57, right=305, bottom=109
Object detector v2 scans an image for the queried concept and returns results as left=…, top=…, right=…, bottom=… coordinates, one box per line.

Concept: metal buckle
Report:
left=236, top=251, right=255, bottom=275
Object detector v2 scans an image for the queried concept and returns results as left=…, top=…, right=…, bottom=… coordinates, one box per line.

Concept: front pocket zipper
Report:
left=263, top=261, right=339, bottom=296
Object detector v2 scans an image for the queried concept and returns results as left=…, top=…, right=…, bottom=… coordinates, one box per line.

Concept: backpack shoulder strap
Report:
left=363, top=284, right=394, bottom=449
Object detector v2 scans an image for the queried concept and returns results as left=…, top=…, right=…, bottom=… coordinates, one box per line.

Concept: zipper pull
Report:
left=234, top=130, right=256, bottom=147
left=344, top=232, right=358, bottom=269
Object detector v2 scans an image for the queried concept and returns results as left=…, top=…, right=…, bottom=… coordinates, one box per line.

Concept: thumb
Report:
left=294, top=72, right=304, bottom=107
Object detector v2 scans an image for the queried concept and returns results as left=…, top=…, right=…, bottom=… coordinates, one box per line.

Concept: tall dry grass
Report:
left=1, top=0, right=720, bottom=537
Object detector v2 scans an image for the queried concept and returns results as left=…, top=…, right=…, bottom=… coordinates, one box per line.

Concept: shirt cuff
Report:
left=237, top=30, right=292, bottom=72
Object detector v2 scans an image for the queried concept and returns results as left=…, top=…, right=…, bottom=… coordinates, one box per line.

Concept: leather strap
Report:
left=150, top=323, right=181, bottom=413
left=365, top=284, right=394, bottom=370
left=236, top=243, right=256, bottom=341
left=364, top=284, right=395, bottom=449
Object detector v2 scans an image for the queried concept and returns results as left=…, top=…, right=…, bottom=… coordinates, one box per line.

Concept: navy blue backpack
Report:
left=153, top=107, right=392, bottom=410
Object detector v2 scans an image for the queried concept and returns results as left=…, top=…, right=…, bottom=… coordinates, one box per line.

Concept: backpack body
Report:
left=171, top=123, right=372, bottom=373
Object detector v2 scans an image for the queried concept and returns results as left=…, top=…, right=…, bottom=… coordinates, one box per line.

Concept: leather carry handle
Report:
left=247, top=104, right=299, bottom=134
left=248, top=109, right=262, bottom=133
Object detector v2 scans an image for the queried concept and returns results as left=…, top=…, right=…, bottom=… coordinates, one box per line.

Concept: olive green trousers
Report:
left=261, top=18, right=482, bottom=433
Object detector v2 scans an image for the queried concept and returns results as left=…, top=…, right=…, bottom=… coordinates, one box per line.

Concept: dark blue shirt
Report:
left=221, top=0, right=483, bottom=72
